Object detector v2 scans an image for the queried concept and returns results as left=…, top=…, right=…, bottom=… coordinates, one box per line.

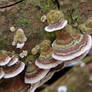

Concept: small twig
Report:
left=0, top=0, right=25, bottom=9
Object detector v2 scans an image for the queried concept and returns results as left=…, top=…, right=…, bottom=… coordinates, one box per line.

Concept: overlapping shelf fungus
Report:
left=0, top=50, right=25, bottom=79
left=0, top=8, right=92, bottom=92
left=45, top=10, right=92, bottom=67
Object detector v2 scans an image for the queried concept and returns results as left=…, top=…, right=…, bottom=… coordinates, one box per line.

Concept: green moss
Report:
left=40, top=0, right=56, bottom=11
left=0, top=36, right=10, bottom=49
left=13, top=16, right=33, bottom=28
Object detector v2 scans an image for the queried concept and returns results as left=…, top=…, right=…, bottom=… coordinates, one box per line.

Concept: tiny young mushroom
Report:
left=34, top=40, right=62, bottom=69
left=45, top=10, right=92, bottom=66
left=12, top=28, right=27, bottom=49
left=25, top=62, right=49, bottom=84
left=10, top=26, right=16, bottom=32
left=19, top=50, right=28, bottom=58
left=4, top=61, right=25, bottom=79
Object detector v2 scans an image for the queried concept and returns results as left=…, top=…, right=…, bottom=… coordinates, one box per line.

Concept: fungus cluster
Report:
left=0, top=50, right=25, bottom=79
left=45, top=10, right=92, bottom=67
left=24, top=10, right=92, bottom=92
left=0, top=9, right=92, bottom=92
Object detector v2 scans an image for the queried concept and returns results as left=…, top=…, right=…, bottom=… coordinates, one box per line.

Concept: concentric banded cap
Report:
left=4, top=61, right=25, bottom=78
left=8, top=56, right=18, bottom=66
left=45, top=19, right=67, bottom=32
left=0, top=55, right=11, bottom=66
left=64, top=50, right=89, bottom=67
left=52, top=34, right=92, bottom=61
left=25, top=63, right=49, bottom=84
left=35, top=58, right=62, bottom=69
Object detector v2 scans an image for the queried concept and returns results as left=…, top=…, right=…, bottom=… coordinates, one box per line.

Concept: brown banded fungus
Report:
left=0, top=50, right=12, bottom=66
left=28, top=70, right=55, bottom=92
left=25, top=62, right=49, bottom=84
left=0, top=50, right=25, bottom=79
left=4, top=61, right=25, bottom=79
left=35, top=40, right=62, bottom=69
left=79, top=18, right=92, bottom=55
left=45, top=10, right=92, bottom=66
left=7, top=55, right=19, bottom=66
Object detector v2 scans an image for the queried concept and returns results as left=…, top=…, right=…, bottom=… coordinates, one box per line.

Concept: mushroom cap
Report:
left=29, top=70, right=55, bottom=92
left=52, top=34, right=92, bottom=61
left=25, top=63, right=49, bottom=84
left=0, top=68, right=4, bottom=79
left=7, top=56, right=19, bottom=66
left=64, top=50, right=89, bottom=67
left=35, top=58, right=63, bottom=69
left=0, top=55, right=11, bottom=66
left=45, top=19, right=68, bottom=32
left=4, top=61, right=25, bottom=79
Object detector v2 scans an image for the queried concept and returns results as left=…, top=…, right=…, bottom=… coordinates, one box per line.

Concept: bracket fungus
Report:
left=25, top=62, right=49, bottom=84
left=12, top=28, right=27, bottom=49
left=79, top=18, right=92, bottom=55
left=45, top=10, right=92, bottom=66
left=0, top=50, right=12, bottom=66
left=28, top=70, right=55, bottom=92
left=4, top=61, right=25, bottom=79
left=45, top=10, right=68, bottom=32
left=35, top=40, right=62, bottom=69
left=7, top=55, right=19, bottom=66
left=0, top=50, right=25, bottom=79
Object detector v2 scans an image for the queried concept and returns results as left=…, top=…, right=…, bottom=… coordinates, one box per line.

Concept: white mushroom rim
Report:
left=4, top=62, right=25, bottom=78
left=0, top=56, right=11, bottom=66
left=45, top=20, right=68, bottom=32
left=8, top=57, right=19, bottom=66
left=64, top=50, right=89, bottom=67
left=25, top=69, right=49, bottom=84
left=35, top=59, right=62, bottom=69
left=52, top=35, right=92, bottom=61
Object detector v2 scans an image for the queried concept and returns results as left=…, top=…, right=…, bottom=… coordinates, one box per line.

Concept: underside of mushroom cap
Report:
left=0, top=56, right=11, bottom=66
left=4, top=61, right=25, bottom=78
left=35, top=58, right=63, bottom=69
left=64, top=50, right=89, bottom=67
left=25, top=63, right=49, bottom=84
left=0, top=68, right=5, bottom=79
left=8, top=56, right=19, bottom=66
left=45, top=19, right=68, bottom=32
left=52, top=34, right=92, bottom=61
left=51, top=62, right=64, bottom=72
